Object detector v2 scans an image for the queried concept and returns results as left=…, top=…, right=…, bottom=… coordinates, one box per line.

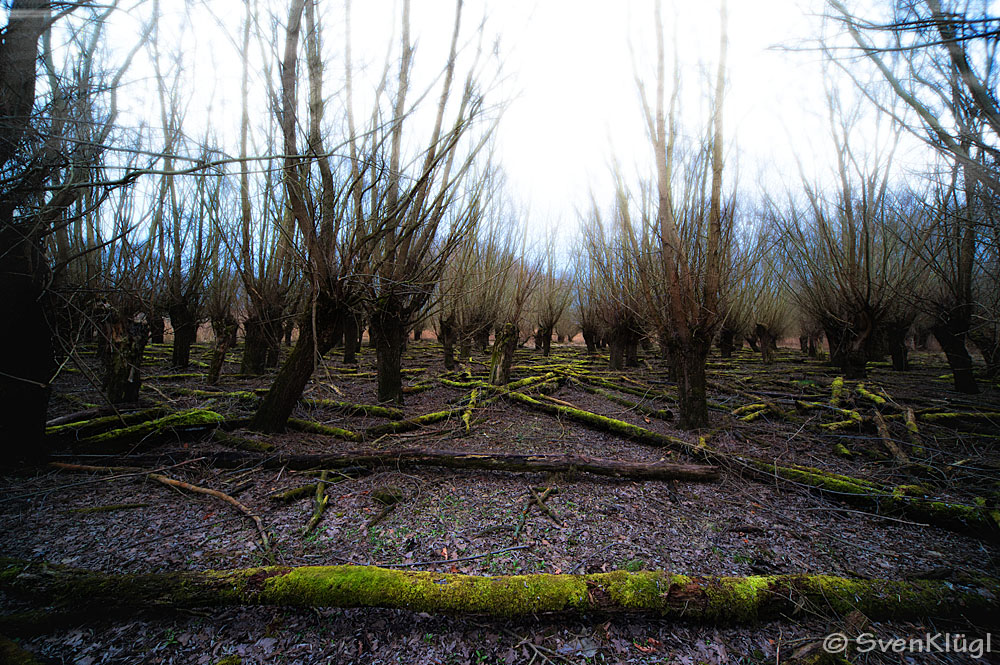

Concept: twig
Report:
left=384, top=545, right=529, bottom=569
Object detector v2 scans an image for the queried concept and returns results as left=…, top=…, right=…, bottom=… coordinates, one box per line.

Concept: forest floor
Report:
left=2, top=340, right=999, bottom=664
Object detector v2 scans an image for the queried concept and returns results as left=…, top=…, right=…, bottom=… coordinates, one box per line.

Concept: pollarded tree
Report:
left=627, top=0, right=731, bottom=429
left=776, top=85, right=929, bottom=380
left=362, top=0, right=498, bottom=404
left=530, top=246, right=573, bottom=357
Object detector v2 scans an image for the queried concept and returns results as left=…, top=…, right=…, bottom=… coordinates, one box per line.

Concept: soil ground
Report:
left=2, top=339, right=999, bottom=664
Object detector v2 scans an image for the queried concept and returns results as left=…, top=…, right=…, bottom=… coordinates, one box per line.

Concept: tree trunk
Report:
left=755, top=324, right=775, bottom=365
left=672, top=345, right=710, bottom=429
left=167, top=301, right=198, bottom=368
left=535, top=326, right=553, bottom=356
left=608, top=338, right=625, bottom=370
left=808, top=334, right=818, bottom=358
left=824, top=324, right=868, bottom=379
left=342, top=312, right=360, bottom=365
left=5, top=559, right=994, bottom=623
left=148, top=313, right=165, bottom=345
left=371, top=304, right=406, bottom=405
left=719, top=328, right=736, bottom=358
left=207, top=315, right=238, bottom=385
left=932, top=321, right=979, bottom=394
left=0, top=229, right=53, bottom=465
left=439, top=315, right=457, bottom=370
left=251, top=295, right=342, bottom=433
left=625, top=335, right=639, bottom=367
left=887, top=323, right=910, bottom=372
left=581, top=327, right=597, bottom=354
left=283, top=318, right=295, bottom=346
left=264, top=317, right=283, bottom=368
left=241, top=315, right=270, bottom=375
left=745, top=334, right=759, bottom=353
left=474, top=327, right=490, bottom=353
left=490, top=322, right=518, bottom=385
left=105, top=315, right=149, bottom=404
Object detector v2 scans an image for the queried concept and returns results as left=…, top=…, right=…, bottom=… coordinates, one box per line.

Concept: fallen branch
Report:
left=114, top=449, right=719, bottom=482
left=148, top=473, right=270, bottom=552
left=2, top=559, right=995, bottom=623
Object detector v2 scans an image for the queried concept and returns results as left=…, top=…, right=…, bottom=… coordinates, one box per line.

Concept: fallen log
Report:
left=45, top=407, right=173, bottom=441
left=61, top=409, right=224, bottom=452
left=1, top=559, right=995, bottom=623
left=113, top=449, right=720, bottom=482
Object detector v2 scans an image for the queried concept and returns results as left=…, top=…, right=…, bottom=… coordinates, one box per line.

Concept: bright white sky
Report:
left=43, top=0, right=923, bottom=243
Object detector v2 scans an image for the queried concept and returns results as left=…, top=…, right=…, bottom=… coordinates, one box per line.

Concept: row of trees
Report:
left=1, top=0, right=997, bottom=461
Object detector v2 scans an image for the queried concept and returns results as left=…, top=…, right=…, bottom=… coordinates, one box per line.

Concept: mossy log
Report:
left=129, top=448, right=718, bottom=481
left=301, top=399, right=404, bottom=421
left=570, top=380, right=674, bottom=421
left=0, top=636, right=44, bottom=665
left=45, top=407, right=173, bottom=441
left=502, top=389, right=697, bottom=454
left=285, top=418, right=362, bottom=442
left=66, top=409, right=224, bottom=452
left=1, top=559, right=995, bottom=623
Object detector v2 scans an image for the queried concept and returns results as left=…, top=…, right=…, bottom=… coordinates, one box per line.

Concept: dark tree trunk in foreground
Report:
left=168, top=301, right=199, bottom=368
left=105, top=315, right=149, bottom=404
left=535, top=326, right=552, bottom=356
left=581, top=327, right=598, bottom=354
left=671, top=345, right=710, bottom=429
left=490, top=322, right=518, bottom=385
left=370, top=304, right=406, bottom=405
left=0, top=0, right=55, bottom=465
left=251, top=296, right=342, bottom=433
left=608, top=338, right=625, bottom=370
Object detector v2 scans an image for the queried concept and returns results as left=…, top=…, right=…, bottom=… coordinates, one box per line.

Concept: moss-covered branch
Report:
left=1, top=559, right=995, bottom=623
left=66, top=409, right=224, bottom=452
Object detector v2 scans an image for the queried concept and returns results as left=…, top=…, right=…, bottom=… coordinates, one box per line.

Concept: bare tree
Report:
left=825, top=0, right=998, bottom=392
left=625, top=0, right=731, bottom=428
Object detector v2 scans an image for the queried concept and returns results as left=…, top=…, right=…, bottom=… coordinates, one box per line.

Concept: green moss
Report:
left=732, top=403, right=769, bottom=416
left=78, top=409, right=224, bottom=449
left=301, top=399, right=404, bottom=420
left=830, top=376, right=845, bottom=405
left=46, top=407, right=172, bottom=439
left=832, top=443, right=852, bottom=457
left=286, top=419, right=361, bottom=442
left=214, top=656, right=242, bottom=665
left=704, top=576, right=775, bottom=621
left=856, top=383, right=886, bottom=405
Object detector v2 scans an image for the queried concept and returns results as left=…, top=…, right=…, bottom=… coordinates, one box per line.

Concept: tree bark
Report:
left=719, top=328, right=736, bottom=358
left=167, top=301, right=199, bottom=368
left=672, top=347, right=710, bottom=429
left=370, top=302, right=406, bottom=404
left=207, top=315, right=238, bottom=385
left=439, top=315, right=457, bottom=370
left=489, top=322, right=518, bottom=385
left=755, top=324, right=775, bottom=365
left=105, top=315, right=149, bottom=404
left=3, top=559, right=995, bottom=623
left=932, top=319, right=979, bottom=394
left=251, top=295, right=342, bottom=433
left=581, top=327, right=597, bottom=354
left=342, top=312, right=360, bottom=365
